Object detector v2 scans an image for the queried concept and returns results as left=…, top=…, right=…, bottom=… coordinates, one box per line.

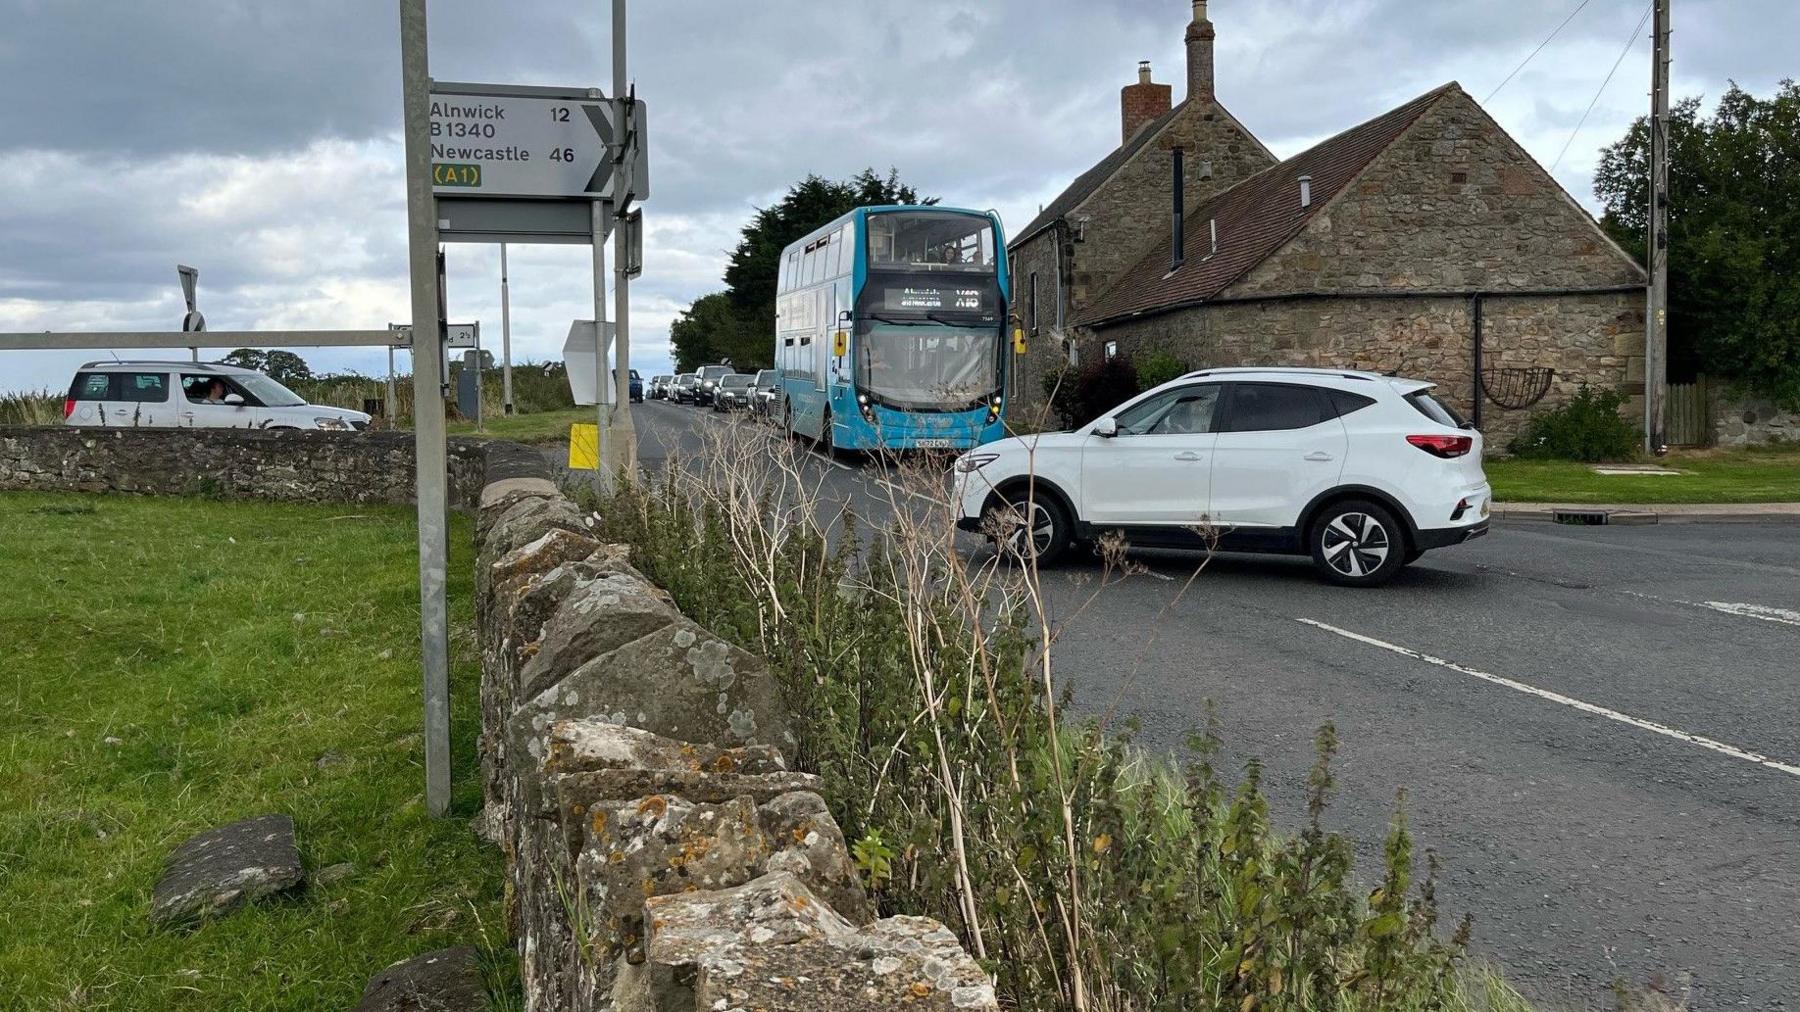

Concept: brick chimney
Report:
left=1120, top=61, right=1172, bottom=144
left=1186, top=0, right=1216, bottom=102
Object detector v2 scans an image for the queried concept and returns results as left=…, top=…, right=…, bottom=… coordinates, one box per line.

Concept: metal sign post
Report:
left=400, top=0, right=452, bottom=820
left=609, top=0, right=636, bottom=480
left=500, top=243, right=514, bottom=416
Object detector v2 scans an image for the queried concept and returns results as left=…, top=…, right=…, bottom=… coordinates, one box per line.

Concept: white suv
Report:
left=63, top=361, right=371, bottom=432
left=953, top=368, right=1490, bottom=586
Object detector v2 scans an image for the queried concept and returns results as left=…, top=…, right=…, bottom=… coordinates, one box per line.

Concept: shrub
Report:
left=1041, top=356, right=1140, bottom=429
left=1507, top=386, right=1641, bottom=461
left=0, top=391, right=63, bottom=426
left=1136, top=352, right=1190, bottom=392
left=580, top=423, right=1534, bottom=1012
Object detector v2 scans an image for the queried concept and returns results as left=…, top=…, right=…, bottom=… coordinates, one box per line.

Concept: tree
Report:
left=220, top=348, right=313, bottom=385
left=1594, top=81, right=1800, bottom=407
left=669, top=169, right=932, bottom=372
left=669, top=292, right=744, bottom=372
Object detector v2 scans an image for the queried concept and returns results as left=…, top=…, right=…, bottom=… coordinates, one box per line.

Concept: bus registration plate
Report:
left=914, top=438, right=954, bottom=449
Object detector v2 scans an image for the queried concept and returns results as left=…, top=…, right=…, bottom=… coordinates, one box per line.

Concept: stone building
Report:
left=1008, top=1, right=1647, bottom=445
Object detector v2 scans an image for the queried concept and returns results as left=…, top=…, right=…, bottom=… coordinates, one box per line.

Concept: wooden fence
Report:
left=1666, top=377, right=1712, bottom=447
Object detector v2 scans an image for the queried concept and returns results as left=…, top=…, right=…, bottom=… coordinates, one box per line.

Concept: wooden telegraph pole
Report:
left=1645, top=0, right=1671, bottom=455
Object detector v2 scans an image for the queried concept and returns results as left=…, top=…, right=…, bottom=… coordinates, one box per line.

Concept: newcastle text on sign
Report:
left=429, top=83, right=623, bottom=201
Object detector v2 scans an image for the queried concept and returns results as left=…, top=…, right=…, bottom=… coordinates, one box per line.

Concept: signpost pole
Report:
left=592, top=199, right=611, bottom=492
left=610, top=0, right=635, bottom=474
left=387, top=343, right=397, bottom=423
left=400, top=0, right=453, bottom=819
left=500, top=243, right=514, bottom=416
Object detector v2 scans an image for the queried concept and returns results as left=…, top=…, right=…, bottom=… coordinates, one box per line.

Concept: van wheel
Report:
left=1310, top=500, right=1406, bottom=587
left=986, top=487, right=1071, bottom=566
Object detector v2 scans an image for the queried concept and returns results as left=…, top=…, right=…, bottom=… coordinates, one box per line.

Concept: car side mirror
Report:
left=224, top=393, right=245, bottom=406
left=1093, top=417, right=1118, bottom=438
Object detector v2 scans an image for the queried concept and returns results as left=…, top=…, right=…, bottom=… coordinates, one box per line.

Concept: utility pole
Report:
left=499, top=243, right=514, bottom=416
left=610, top=0, right=636, bottom=475
left=399, top=0, right=452, bottom=818
left=1645, top=0, right=1670, bottom=455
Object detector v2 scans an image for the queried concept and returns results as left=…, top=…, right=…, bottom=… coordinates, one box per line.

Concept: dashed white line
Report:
left=1699, top=601, right=1800, bottom=628
left=1297, top=618, right=1800, bottom=780
left=1618, top=589, right=1800, bottom=630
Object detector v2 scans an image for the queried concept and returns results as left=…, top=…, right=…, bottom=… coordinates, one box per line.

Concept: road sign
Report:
left=430, top=82, right=638, bottom=201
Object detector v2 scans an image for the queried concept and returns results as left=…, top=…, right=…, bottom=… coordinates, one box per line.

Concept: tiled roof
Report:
left=1076, top=84, right=1458, bottom=327
left=1011, top=101, right=1191, bottom=246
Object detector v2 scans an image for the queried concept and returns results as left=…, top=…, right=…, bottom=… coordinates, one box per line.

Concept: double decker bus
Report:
left=773, top=205, right=1012, bottom=452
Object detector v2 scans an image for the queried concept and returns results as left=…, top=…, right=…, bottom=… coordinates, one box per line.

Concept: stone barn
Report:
left=1009, top=1, right=1647, bottom=446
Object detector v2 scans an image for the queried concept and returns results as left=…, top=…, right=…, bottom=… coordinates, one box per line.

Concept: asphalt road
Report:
left=631, top=399, right=1800, bottom=1010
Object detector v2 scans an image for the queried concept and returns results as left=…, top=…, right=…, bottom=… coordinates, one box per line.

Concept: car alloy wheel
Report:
left=1311, top=499, right=1404, bottom=586
left=987, top=489, right=1069, bottom=566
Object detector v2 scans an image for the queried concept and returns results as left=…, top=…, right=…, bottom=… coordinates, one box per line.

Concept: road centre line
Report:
left=1296, top=618, right=1800, bottom=780
left=1617, top=590, right=1800, bottom=629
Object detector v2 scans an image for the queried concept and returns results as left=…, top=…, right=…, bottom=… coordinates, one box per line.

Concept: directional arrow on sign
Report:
left=429, top=85, right=626, bottom=201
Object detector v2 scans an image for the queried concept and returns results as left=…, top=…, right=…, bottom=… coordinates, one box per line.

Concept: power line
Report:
left=1485, top=0, right=1597, bottom=103
left=1550, top=1, right=1654, bottom=172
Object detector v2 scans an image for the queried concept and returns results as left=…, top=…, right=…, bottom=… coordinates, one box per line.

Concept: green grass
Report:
left=448, top=407, right=592, bottom=446
left=0, top=493, right=506, bottom=1011
left=1487, top=442, right=1800, bottom=504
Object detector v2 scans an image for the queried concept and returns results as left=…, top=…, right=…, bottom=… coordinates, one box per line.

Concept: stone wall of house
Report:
left=1072, top=99, right=1274, bottom=310
left=0, top=426, right=491, bottom=506
left=1006, top=228, right=1074, bottom=419
left=1097, top=289, right=1643, bottom=449
left=473, top=476, right=996, bottom=1011
left=1713, top=393, right=1800, bottom=448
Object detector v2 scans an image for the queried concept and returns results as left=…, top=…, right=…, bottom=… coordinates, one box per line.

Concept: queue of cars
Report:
left=648, top=365, right=781, bottom=418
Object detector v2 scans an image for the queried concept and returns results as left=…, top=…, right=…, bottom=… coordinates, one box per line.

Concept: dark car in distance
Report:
left=713, top=373, right=755, bottom=412
left=671, top=373, right=698, bottom=404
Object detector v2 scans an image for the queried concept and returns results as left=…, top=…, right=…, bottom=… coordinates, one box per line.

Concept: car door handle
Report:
left=1173, top=451, right=1203, bottom=462
left=1304, top=451, right=1335, bottom=462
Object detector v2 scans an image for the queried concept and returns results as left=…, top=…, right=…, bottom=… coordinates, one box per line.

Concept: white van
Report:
left=63, top=361, right=371, bottom=431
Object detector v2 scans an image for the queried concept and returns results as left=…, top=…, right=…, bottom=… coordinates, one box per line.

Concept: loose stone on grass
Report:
left=353, top=945, right=486, bottom=1012
left=149, top=814, right=304, bottom=928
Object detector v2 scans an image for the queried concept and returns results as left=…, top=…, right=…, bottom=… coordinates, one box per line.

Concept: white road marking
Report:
left=1297, top=618, right=1800, bottom=780
left=871, top=476, right=944, bottom=507
left=1617, top=589, right=1800, bottom=630
left=1699, top=601, right=1800, bottom=628
left=806, top=449, right=853, bottom=472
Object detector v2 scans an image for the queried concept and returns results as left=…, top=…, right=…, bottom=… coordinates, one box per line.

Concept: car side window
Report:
left=1219, top=383, right=1328, bottom=432
left=1325, top=389, right=1378, bottom=418
left=73, top=373, right=113, bottom=400
left=1113, top=384, right=1221, bottom=436
left=119, top=372, right=170, bottom=403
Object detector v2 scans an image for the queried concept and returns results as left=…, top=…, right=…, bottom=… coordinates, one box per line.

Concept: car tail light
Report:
left=63, top=397, right=76, bottom=419
left=1406, top=434, right=1474, bottom=458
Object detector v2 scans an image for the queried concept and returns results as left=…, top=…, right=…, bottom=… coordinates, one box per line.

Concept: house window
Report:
left=1104, top=341, right=1119, bottom=361
left=1028, top=272, right=1039, bottom=336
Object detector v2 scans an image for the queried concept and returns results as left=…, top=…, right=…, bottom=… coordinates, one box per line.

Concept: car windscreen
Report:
left=236, top=374, right=306, bottom=407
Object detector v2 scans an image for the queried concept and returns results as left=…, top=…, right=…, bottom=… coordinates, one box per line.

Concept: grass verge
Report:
left=1486, top=442, right=1800, bottom=504
left=0, top=492, right=505, bottom=1011
left=447, top=407, right=592, bottom=446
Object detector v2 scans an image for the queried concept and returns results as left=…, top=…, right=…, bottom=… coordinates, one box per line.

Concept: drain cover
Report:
left=1553, top=510, right=1610, bottom=526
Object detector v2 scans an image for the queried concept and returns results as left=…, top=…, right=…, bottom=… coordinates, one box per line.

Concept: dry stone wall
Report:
left=0, top=426, right=491, bottom=506
left=473, top=474, right=997, bottom=1011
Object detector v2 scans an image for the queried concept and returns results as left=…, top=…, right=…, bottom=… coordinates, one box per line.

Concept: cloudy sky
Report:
left=2, top=0, right=1793, bottom=394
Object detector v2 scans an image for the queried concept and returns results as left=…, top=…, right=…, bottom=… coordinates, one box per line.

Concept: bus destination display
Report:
left=881, top=286, right=989, bottom=312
